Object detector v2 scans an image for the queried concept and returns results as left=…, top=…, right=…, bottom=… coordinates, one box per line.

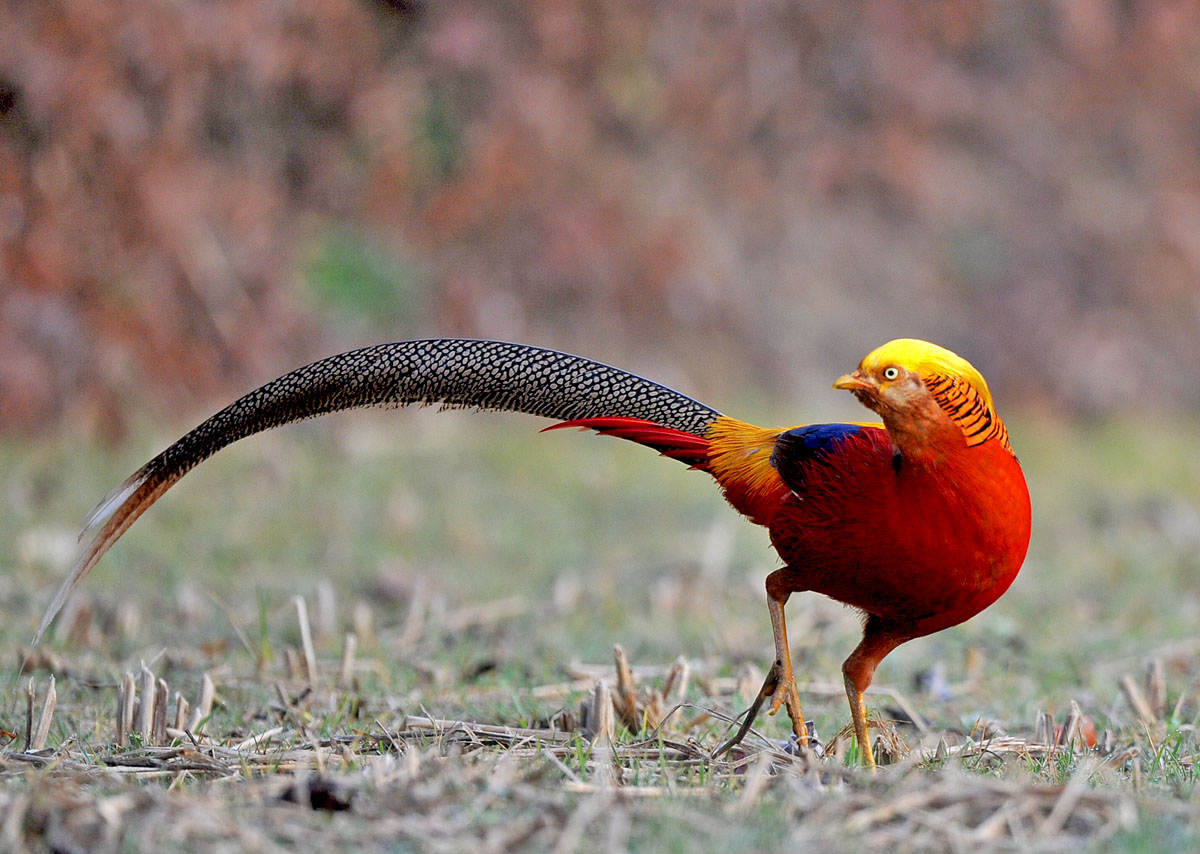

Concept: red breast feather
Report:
left=707, top=416, right=1030, bottom=639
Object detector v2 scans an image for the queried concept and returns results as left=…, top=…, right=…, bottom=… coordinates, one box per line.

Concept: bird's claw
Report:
left=714, top=659, right=813, bottom=758
left=763, top=660, right=809, bottom=744
left=766, top=673, right=796, bottom=716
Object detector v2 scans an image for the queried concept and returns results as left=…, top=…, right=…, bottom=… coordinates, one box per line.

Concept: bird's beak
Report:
left=833, top=370, right=875, bottom=393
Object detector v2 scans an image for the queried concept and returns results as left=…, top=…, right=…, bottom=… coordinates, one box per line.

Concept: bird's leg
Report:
left=763, top=571, right=808, bottom=742
left=731, top=573, right=808, bottom=747
left=841, top=620, right=906, bottom=771
left=714, top=569, right=808, bottom=757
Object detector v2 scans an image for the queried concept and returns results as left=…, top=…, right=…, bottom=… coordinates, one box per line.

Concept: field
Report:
left=2, top=407, right=1199, bottom=852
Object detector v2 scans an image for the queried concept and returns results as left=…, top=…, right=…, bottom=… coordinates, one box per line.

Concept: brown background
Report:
left=3, top=0, right=1198, bottom=436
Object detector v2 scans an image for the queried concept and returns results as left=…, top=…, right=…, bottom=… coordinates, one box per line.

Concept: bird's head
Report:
left=834, top=339, right=1011, bottom=454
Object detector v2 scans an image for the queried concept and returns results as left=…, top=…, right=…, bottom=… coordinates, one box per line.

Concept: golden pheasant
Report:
left=38, top=338, right=1031, bottom=767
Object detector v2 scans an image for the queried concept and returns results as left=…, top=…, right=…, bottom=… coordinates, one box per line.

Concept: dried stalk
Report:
left=188, top=673, right=215, bottom=733
left=174, top=693, right=189, bottom=732
left=590, top=680, right=615, bottom=744
left=352, top=601, right=375, bottom=648
left=294, top=596, right=319, bottom=685
left=1120, top=674, right=1156, bottom=725
left=32, top=677, right=56, bottom=751
left=117, top=672, right=136, bottom=747
left=1146, top=659, right=1167, bottom=722
left=1060, top=701, right=1082, bottom=752
left=612, top=645, right=639, bottom=732
left=152, top=679, right=170, bottom=744
left=339, top=633, right=357, bottom=687
left=284, top=647, right=301, bottom=681
left=23, top=679, right=34, bottom=752
left=662, top=656, right=690, bottom=702
left=1034, top=710, right=1049, bottom=745
left=138, top=664, right=155, bottom=741
left=316, top=580, right=336, bottom=643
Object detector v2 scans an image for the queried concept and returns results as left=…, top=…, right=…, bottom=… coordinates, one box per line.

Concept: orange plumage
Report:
left=39, top=338, right=1030, bottom=767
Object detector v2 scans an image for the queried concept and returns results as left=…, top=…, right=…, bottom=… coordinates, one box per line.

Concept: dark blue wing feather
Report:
left=770, top=423, right=870, bottom=489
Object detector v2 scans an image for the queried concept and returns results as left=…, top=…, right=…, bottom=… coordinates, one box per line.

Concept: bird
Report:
left=37, top=338, right=1031, bottom=768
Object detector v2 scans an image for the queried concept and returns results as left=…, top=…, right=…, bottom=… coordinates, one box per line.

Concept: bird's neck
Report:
left=883, top=416, right=963, bottom=464
left=878, top=389, right=1014, bottom=464
left=878, top=400, right=976, bottom=464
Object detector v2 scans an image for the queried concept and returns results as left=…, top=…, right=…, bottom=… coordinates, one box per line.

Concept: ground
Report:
left=2, top=407, right=1198, bottom=852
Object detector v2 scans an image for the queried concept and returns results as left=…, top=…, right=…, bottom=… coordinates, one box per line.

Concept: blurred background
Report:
left=3, top=0, right=1199, bottom=438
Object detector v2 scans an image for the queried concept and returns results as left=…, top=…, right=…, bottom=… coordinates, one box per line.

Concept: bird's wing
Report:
left=768, top=422, right=888, bottom=493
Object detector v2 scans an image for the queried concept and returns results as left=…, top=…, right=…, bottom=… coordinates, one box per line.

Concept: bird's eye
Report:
left=882, top=367, right=900, bottom=381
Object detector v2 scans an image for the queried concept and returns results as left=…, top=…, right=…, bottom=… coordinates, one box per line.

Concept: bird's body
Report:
left=728, top=419, right=1028, bottom=634
left=39, top=338, right=1030, bottom=767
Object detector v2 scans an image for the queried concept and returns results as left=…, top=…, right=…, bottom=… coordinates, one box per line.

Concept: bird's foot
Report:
left=765, top=661, right=809, bottom=745
left=714, top=660, right=809, bottom=758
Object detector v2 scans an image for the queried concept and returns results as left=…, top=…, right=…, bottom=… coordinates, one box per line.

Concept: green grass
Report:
left=2, top=409, right=1199, bottom=850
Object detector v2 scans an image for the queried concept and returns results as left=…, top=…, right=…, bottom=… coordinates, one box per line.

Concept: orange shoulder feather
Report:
left=705, top=416, right=792, bottom=524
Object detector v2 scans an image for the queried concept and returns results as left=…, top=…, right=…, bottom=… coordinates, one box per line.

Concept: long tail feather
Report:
left=38, top=339, right=721, bottom=641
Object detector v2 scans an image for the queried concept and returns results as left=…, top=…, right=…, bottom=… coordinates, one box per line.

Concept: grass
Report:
left=2, top=407, right=1199, bottom=851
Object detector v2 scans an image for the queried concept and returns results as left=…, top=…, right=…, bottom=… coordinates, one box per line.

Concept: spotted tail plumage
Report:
left=37, top=339, right=722, bottom=641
